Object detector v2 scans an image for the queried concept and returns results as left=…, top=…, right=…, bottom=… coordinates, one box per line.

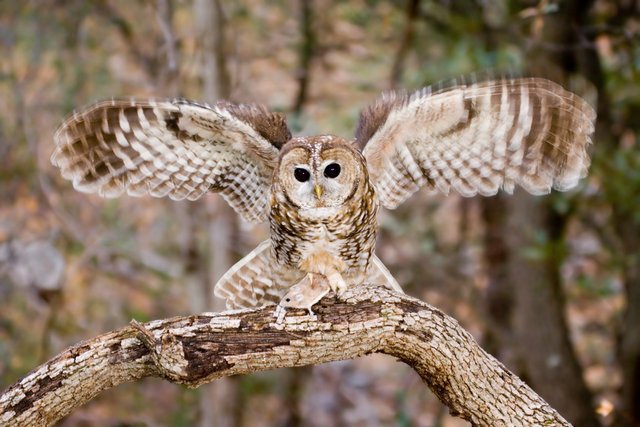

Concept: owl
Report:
left=51, top=76, right=596, bottom=309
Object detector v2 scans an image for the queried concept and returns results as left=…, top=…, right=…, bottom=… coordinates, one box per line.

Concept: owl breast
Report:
left=269, top=178, right=378, bottom=285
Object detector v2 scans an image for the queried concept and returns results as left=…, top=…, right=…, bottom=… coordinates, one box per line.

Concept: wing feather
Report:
left=357, top=77, right=596, bottom=209
left=52, top=99, right=291, bottom=222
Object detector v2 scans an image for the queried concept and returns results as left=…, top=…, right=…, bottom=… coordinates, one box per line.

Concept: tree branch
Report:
left=0, top=284, right=570, bottom=426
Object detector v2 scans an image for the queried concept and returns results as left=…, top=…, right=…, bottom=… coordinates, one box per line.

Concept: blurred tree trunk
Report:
left=292, top=0, right=315, bottom=118
left=156, top=0, right=179, bottom=95
left=389, top=0, right=420, bottom=89
left=480, top=195, right=515, bottom=366
left=536, top=2, right=640, bottom=426
left=195, top=0, right=231, bottom=102
left=479, top=1, right=599, bottom=425
left=617, top=243, right=640, bottom=426
left=571, top=1, right=640, bottom=423
left=584, top=36, right=640, bottom=427
left=506, top=193, right=598, bottom=426
left=192, top=1, right=239, bottom=426
left=193, top=0, right=232, bottom=299
left=481, top=145, right=597, bottom=427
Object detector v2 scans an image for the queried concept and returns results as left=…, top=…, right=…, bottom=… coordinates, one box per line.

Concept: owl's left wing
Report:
left=356, top=77, right=596, bottom=209
left=52, top=99, right=291, bottom=222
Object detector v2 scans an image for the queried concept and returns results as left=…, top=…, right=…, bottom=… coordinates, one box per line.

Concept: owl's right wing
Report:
left=356, top=77, right=596, bottom=209
left=52, top=99, right=291, bottom=222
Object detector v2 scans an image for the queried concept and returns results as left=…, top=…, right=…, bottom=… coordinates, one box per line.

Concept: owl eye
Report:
left=294, top=168, right=310, bottom=182
left=324, top=163, right=341, bottom=178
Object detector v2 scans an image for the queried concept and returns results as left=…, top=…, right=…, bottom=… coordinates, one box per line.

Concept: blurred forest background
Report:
left=0, top=0, right=638, bottom=426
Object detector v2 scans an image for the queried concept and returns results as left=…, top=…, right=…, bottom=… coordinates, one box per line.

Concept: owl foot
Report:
left=298, top=251, right=348, bottom=296
left=326, top=271, right=348, bottom=296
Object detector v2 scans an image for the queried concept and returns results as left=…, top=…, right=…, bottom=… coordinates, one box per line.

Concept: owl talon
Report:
left=327, top=272, right=348, bottom=296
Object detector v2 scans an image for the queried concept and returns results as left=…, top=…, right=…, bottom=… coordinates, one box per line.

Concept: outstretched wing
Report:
left=51, top=99, right=291, bottom=222
left=356, top=77, right=596, bottom=209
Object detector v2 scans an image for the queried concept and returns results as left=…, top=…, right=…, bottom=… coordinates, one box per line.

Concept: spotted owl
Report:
left=51, top=76, right=596, bottom=309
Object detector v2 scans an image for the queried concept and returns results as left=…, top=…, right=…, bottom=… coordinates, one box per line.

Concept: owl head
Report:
left=274, top=135, right=368, bottom=211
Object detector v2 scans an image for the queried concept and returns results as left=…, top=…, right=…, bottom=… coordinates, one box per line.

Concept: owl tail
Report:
left=214, top=240, right=282, bottom=309
left=214, top=243, right=403, bottom=309
left=367, top=255, right=404, bottom=294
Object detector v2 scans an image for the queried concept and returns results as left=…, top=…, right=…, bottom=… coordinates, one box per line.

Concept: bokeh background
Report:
left=0, top=1, right=638, bottom=426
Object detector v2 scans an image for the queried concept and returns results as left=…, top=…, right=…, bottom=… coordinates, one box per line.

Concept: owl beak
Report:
left=314, top=185, right=323, bottom=199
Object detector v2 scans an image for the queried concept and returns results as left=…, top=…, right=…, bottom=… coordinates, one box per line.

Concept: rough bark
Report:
left=1, top=284, right=570, bottom=427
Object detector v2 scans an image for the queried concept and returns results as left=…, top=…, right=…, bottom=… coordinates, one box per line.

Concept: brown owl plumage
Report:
left=51, top=76, right=596, bottom=309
